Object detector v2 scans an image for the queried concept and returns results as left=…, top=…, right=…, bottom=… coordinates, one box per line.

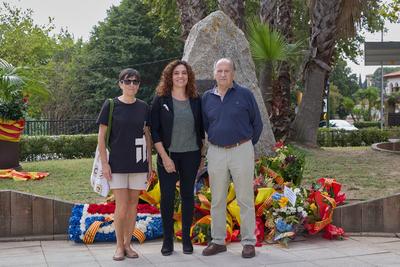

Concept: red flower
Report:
left=274, top=141, right=284, bottom=150
left=322, top=224, right=346, bottom=240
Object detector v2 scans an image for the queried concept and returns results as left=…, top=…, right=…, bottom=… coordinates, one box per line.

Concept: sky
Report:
left=2, top=0, right=400, bottom=80
left=2, top=0, right=121, bottom=40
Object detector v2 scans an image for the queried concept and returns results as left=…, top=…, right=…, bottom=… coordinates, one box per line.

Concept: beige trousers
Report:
left=207, top=140, right=256, bottom=246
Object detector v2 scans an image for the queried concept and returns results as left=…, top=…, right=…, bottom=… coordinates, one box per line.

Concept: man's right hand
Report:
left=162, top=156, right=176, bottom=173
left=101, top=162, right=112, bottom=180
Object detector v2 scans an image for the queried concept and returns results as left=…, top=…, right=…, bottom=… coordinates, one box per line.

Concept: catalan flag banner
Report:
left=0, top=169, right=49, bottom=181
left=0, top=119, right=25, bottom=142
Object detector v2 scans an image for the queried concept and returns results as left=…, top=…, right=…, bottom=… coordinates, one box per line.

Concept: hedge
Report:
left=20, top=134, right=98, bottom=161
left=18, top=128, right=400, bottom=161
left=353, top=121, right=381, bottom=129
left=317, top=127, right=400, bottom=147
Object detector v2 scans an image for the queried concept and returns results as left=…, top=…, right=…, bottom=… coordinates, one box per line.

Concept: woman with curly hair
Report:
left=151, top=60, right=205, bottom=256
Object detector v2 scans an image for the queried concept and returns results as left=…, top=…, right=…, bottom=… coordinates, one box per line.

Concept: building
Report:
left=384, top=71, right=400, bottom=95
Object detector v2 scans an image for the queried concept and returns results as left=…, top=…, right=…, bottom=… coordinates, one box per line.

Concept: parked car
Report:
left=319, top=119, right=358, bottom=131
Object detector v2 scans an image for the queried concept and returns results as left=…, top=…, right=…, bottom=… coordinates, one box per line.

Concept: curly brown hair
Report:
left=156, top=60, right=198, bottom=98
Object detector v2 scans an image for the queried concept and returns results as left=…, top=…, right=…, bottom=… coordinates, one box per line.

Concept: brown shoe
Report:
left=202, top=243, right=227, bottom=256
left=242, top=245, right=255, bottom=258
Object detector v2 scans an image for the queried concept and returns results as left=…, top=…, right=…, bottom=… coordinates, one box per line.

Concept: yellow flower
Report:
left=198, top=232, right=205, bottom=243
left=310, top=203, right=318, bottom=216
left=279, top=197, right=289, bottom=208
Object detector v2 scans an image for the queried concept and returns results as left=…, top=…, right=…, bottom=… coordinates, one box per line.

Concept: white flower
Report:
left=273, top=212, right=277, bottom=216
left=294, top=188, right=300, bottom=194
left=302, top=211, right=308, bottom=217
left=297, top=207, right=304, bottom=212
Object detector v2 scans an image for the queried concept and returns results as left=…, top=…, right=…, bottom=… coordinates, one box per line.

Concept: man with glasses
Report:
left=201, top=58, right=263, bottom=259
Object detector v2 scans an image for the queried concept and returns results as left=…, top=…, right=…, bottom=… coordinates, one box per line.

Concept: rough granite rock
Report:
left=182, top=11, right=276, bottom=156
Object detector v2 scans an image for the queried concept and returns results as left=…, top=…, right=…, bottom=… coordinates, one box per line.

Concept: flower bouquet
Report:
left=264, top=185, right=308, bottom=247
left=305, top=178, right=346, bottom=240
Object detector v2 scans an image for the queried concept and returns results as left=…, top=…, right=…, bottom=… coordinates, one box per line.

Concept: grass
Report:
left=301, top=147, right=400, bottom=201
left=0, top=147, right=399, bottom=203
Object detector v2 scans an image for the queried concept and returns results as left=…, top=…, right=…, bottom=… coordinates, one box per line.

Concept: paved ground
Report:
left=0, top=235, right=400, bottom=267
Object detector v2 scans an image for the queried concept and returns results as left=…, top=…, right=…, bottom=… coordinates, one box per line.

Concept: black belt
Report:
left=212, top=139, right=250, bottom=149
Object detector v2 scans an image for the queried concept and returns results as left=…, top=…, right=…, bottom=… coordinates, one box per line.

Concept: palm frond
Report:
left=247, top=18, right=289, bottom=63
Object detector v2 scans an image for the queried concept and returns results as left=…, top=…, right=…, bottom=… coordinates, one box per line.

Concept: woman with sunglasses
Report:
left=151, top=60, right=205, bottom=256
left=97, top=68, right=152, bottom=261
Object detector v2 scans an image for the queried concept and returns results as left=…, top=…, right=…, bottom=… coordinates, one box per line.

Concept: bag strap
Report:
left=105, top=98, right=114, bottom=151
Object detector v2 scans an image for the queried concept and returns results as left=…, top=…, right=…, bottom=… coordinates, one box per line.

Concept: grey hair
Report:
left=213, top=58, right=236, bottom=72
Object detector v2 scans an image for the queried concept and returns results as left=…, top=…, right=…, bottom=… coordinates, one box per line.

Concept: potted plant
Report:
left=0, top=58, right=30, bottom=169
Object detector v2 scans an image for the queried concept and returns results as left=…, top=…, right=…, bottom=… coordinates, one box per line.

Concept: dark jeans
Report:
left=157, top=150, right=201, bottom=244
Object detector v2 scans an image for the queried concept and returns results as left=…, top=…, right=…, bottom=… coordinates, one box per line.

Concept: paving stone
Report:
left=0, top=254, right=46, bottom=267
left=0, top=245, right=43, bottom=258
left=269, top=261, right=317, bottom=266
left=356, top=252, right=400, bottom=266
left=0, top=240, right=40, bottom=250
left=288, top=247, right=347, bottom=261
left=154, top=261, right=209, bottom=267
left=312, top=257, right=376, bottom=267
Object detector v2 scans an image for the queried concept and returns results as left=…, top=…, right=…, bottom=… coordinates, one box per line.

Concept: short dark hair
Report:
left=118, top=68, right=141, bottom=81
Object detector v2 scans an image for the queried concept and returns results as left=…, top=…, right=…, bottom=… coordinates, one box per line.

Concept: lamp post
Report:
left=380, top=25, right=384, bottom=130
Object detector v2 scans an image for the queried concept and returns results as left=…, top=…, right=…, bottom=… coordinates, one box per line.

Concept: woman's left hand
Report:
left=147, top=167, right=153, bottom=182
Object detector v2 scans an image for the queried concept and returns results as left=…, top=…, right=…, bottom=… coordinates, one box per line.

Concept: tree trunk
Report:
left=275, top=0, right=293, bottom=138
left=176, top=0, right=207, bottom=40
left=290, top=0, right=343, bottom=146
left=218, top=0, right=245, bottom=30
left=259, top=62, right=273, bottom=114
left=260, top=0, right=278, bottom=27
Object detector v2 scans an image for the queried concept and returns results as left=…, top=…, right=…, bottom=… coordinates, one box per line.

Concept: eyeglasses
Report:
left=120, top=79, right=140, bottom=85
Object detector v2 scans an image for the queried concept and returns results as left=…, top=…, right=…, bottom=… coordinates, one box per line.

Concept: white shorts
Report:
left=109, top=172, right=147, bottom=190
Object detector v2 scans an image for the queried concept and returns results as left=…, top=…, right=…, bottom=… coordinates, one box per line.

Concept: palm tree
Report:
left=247, top=19, right=300, bottom=138
left=0, top=58, right=48, bottom=121
left=0, top=58, right=24, bottom=101
left=0, top=58, right=26, bottom=121
left=218, top=0, right=245, bottom=30
left=176, top=0, right=207, bottom=39
left=354, top=87, right=379, bottom=121
left=290, top=0, right=366, bottom=146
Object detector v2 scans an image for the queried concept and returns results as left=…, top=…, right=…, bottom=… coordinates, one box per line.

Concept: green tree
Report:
left=342, top=96, right=356, bottom=121
left=330, top=58, right=360, bottom=98
left=354, top=87, right=380, bottom=121
left=75, top=0, right=183, bottom=116
left=0, top=3, right=54, bottom=117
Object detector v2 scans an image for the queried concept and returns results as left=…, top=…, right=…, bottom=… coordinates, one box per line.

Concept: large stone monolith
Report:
left=182, top=11, right=276, bottom=156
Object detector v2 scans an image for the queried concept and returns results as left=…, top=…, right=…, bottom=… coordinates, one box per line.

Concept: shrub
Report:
left=20, top=134, right=98, bottom=161
left=317, top=128, right=394, bottom=147
left=353, top=121, right=380, bottom=129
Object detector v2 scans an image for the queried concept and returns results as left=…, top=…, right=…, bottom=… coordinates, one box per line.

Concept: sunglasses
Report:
left=120, top=79, right=140, bottom=85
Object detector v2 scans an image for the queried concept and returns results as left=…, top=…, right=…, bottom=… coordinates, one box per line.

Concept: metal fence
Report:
left=23, top=119, right=98, bottom=136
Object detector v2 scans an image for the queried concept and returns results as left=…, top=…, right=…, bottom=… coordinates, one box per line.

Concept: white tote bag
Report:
left=90, top=147, right=110, bottom=197
left=90, top=99, right=114, bottom=197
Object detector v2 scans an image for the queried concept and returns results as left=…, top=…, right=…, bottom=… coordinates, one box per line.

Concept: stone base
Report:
left=0, top=140, right=21, bottom=169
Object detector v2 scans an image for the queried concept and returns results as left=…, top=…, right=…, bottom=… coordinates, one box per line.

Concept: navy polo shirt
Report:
left=201, top=82, right=263, bottom=147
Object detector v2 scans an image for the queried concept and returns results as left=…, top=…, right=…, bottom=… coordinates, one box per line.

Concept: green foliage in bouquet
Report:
left=257, top=142, right=305, bottom=186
